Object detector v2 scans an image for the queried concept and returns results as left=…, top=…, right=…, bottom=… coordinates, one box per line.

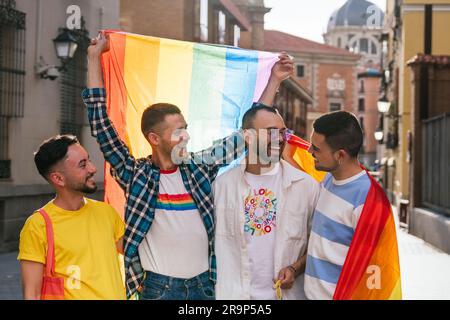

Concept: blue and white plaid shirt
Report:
left=82, top=88, right=250, bottom=298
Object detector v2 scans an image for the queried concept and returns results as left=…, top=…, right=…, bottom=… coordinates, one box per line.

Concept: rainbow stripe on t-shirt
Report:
left=156, top=193, right=197, bottom=211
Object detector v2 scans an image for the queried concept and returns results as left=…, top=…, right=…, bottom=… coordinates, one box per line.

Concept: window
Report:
left=327, top=78, right=345, bottom=91
left=359, top=38, right=369, bottom=53
left=371, top=41, right=378, bottom=55
left=0, top=117, right=9, bottom=179
left=0, top=0, right=26, bottom=179
left=233, top=25, right=240, bottom=47
left=59, top=25, right=89, bottom=138
left=360, top=116, right=365, bottom=134
left=358, top=98, right=365, bottom=112
left=296, top=65, right=305, bottom=78
left=337, top=37, right=342, bottom=48
left=216, top=10, right=226, bottom=44
left=194, top=0, right=208, bottom=42
left=359, top=80, right=365, bottom=93
left=330, top=103, right=341, bottom=112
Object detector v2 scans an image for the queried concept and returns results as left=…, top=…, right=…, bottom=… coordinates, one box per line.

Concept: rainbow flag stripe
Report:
left=288, top=136, right=402, bottom=300
left=156, top=194, right=197, bottom=211
left=333, top=168, right=402, bottom=300
left=101, top=31, right=278, bottom=214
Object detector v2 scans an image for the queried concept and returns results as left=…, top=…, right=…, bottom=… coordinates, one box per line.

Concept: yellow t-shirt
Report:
left=18, top=198, right=126, bottom=300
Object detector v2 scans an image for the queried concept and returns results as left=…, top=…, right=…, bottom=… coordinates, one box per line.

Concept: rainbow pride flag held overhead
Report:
left=100, top=30, right=401, bottom=300
left=288, top=136, right=402, bottom=300
left=102, top=30, right=279, bottom=155
left=100, top=30, right=278, bottom=214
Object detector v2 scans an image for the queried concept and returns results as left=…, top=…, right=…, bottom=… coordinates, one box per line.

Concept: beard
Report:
left=314, top=159, right=340, bottom=172
left=79, top=183, right=98, bottom=194
left=263, top=145, right=283, bottom=164
left=72, top=177, right=98, bottom=194
left=169, top=143, right=189, bottom=164
left=250, top=139, right=285, bottom=165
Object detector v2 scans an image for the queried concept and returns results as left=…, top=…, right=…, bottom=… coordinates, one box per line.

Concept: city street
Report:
left=1, top=227, right=449, bottom=300
left=398, top=228, right=450, bottom=299
left=0, top=0, right=449, bottom=303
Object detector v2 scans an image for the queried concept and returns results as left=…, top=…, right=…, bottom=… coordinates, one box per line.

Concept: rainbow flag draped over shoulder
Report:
left=288, top=136, right=402, bottom=300
left=100, top=30, right=278, bottom=215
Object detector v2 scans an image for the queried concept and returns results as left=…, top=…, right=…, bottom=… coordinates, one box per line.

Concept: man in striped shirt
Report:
left=304, top=111, right=371, bottom=300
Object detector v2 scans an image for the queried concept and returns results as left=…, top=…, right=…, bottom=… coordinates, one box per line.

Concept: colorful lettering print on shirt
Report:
left=243, top=163, right=282, bottom=300
left=244, top=187, right=277, bottom=236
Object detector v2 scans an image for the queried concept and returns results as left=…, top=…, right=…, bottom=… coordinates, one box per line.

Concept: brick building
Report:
left=264, top=30, right=361, bottom=139
left=120, top=0, right=250, bottom=46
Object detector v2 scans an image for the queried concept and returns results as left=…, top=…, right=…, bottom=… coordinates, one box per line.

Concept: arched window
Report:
left=371, top=41, right=378, bottom=55
left=359, top=38, right=369, bottom=53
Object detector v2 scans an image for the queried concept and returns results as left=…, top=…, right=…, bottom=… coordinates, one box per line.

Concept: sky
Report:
left=264, top=0, right=387, bottom=43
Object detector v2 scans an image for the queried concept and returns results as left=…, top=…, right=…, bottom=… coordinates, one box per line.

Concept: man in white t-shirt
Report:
left=214, top=105, right=320, bottom=300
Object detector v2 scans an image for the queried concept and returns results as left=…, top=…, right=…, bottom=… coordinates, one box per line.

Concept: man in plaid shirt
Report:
left=83, top=32, right=294, bottom=300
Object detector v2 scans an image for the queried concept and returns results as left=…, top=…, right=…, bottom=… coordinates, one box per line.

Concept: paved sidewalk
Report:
left=1, top=229, right=449, bottom=300
left=398, top=228, right=450, bottom=300
left=0, top=252, right=22, bottom=300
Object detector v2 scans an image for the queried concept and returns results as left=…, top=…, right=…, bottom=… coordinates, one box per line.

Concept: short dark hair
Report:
left=242, top=104, right=279, bottom=130
left=313, top=111, right=363, bottom=158
left=141, top=103, right=182, bottom=137
left=34, top=135, right=79, bottom=180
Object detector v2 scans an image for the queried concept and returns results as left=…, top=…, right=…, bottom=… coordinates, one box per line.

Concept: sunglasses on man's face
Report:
left=266, top=128, right=294, bottom=142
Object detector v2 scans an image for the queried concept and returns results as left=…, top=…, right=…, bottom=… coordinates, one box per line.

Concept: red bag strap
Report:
left=38, top=209, right=56, bottom=277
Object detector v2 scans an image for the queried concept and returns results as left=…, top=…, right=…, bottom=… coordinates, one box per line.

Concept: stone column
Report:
left=232, top=0, right=271, bottom=50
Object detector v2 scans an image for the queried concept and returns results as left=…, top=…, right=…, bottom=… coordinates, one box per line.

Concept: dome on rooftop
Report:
left=327, top=0, right=384, bottom=31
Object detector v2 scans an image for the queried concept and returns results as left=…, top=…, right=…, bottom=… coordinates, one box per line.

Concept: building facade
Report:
left=382, top=0, right=450, bottom=253
left=263, top=30, right=361, bottom=142
left=120, top=0, right=313, bottom=138
left=0, top=0, right=120, bottom=252
left=120, top=0, right=251, bottom=46
left=324, top=0, right=385, bottom=166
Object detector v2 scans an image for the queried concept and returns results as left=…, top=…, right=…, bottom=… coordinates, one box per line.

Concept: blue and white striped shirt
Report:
left=304, top=171, right=371, bottom=300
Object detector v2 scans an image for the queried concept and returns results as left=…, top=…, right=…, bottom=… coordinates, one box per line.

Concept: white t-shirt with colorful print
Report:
left=138, top=168, right=209, bottom=279
left=244, top=163, right=282, bottom=300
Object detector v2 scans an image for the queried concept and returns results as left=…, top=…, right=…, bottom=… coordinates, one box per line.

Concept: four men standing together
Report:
left=18, top=32, right=392, bottom=300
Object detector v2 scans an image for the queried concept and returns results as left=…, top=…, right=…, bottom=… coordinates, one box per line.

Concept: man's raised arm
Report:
left=258, top=52, right=294, bottom=107
left=83, top=32, right=135, bottom=190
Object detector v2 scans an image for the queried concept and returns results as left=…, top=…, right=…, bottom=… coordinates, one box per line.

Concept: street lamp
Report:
left=53, top=29, right=79, bottom=63
left=36, top=29, right=79, bottom=80
left=374, top=129, right=384, bottom=142
left=377, top=96, right=391, bottom=113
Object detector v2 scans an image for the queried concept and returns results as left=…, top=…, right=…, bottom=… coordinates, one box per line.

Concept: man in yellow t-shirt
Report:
left=18, top=135, right=126, bottom=300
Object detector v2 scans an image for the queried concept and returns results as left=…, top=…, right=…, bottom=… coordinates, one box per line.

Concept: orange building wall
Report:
left=316, top=63, right=356, bottom=113
left=120, top=0, right=187, bottom=40
left=359, top=76, right=381, bottom=154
